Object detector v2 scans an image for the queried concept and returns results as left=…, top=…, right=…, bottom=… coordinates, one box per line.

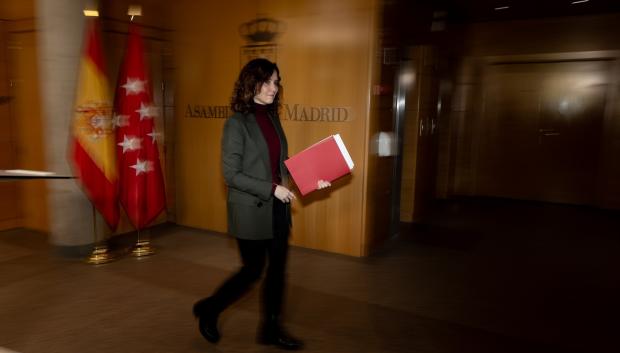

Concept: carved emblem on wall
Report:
left=239, top=17, right=284, bottom=66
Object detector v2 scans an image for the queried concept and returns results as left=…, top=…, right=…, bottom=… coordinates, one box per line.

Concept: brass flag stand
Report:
left=86, top=205, right=117, bottom=264
left=130, top=228, right=155, bottom=257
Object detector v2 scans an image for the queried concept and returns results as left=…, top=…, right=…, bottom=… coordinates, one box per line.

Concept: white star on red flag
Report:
left=130, top=158, right=153, bottom=175
left=147, top=130, right=162, bottom=144
left=122, top=78, right=146, bottom=95
left=114, top=24, right=166, bottom=230
left=136, top=102, right=158, bottom=120
left=118, top=135, right=142, bottom=153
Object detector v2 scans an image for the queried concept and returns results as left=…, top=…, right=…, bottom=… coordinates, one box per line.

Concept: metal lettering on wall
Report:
left=282, top=104, right=351, bottom=122
left=185, top=105, right=231, bottom=118
left=184, top=104, right=351, bottom=122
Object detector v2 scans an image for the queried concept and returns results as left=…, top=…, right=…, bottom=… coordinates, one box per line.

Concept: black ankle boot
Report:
left=193, top=298, right=220, bottom=343
left=258, top=317, right=303, bottom=350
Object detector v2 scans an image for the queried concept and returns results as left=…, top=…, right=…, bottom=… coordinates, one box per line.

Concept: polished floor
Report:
left=0, top=199, right=618, bottom=353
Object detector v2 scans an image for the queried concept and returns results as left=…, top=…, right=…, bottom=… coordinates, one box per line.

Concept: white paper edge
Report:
left=333, top=134, right=354, bottom=170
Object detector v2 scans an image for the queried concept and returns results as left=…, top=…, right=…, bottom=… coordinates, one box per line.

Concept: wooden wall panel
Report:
left=596, top=60, right=620, bottom=209
left=173, top=0, right=380, bottom=256
left=0, top=0, right=40, bottom=231
left=277, top=2, right=374, bottom=256
left=6, top=26, right=48, bottom=232
left=0, top=20, right=20, bottom=230
left=363, top=50, right=395, bottom=256
left=440, top=13, right=620, bottom=209
left=464, top=14, right=620, bottom=57
left=399, top=47, right=440, bottom=223
left=0, top=1, right=34, bottom=20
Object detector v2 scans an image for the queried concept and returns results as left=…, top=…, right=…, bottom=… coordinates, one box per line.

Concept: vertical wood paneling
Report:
left=0, top=21, right=21, bottom=230
left=173, top=0, right=379, bottom=256
left=399, top=46, right=441, bottom=223
left=440, top=14, right=620, bottom=210
left=6, top=27, right=46, bottom=231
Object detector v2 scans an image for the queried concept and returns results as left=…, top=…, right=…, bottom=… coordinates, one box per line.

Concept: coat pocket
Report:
left=228, top=188, right=264, bottom=207
left=227, top=202, right=273, bottom=239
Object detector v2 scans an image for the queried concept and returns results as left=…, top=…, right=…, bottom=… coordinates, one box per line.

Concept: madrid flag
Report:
left=71, top=18, right=119, bottom=229
left=114, top=24, right=166, bottom=229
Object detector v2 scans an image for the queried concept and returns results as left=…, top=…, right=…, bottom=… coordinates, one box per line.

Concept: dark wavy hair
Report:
left=230, top=58, right=281, bottom=114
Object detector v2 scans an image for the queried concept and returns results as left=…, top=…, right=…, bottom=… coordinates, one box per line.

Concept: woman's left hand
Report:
left=317, top=180, right=331, bottom=190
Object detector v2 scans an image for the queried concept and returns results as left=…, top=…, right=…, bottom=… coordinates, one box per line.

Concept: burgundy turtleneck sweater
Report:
left=254, top=104, right=281, bottom=189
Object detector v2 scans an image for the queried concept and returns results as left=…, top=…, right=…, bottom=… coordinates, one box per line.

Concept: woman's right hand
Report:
left=274, top=185, right=296, bottom=203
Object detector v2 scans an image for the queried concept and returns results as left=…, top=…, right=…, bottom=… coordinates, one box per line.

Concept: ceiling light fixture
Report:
left=494, top=6, right=510, bottom=10
left=83, top=10, right=99, bottom=17
left=571, top=0, right=589, bottom=4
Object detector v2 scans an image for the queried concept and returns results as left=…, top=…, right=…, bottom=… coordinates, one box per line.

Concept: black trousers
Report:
left=209, top=199, right=289, bottom=321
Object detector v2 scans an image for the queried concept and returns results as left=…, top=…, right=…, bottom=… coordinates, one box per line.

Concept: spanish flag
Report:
left=71, top=18, right=119, bottom=229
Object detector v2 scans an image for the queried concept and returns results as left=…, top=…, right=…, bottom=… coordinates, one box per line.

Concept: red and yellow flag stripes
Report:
left=71, top=18, right=119, bottom=229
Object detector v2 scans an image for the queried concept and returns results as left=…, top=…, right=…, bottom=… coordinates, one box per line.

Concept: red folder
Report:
left=284, top=134, right=354, bottom=196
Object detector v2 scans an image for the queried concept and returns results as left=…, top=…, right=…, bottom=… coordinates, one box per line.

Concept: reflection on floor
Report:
left=0, top=198, right=618, bottom=353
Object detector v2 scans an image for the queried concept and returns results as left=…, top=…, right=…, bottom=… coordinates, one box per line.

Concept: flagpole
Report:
left=86, top=204, right=117, bottom=264
left=124, top=4, right=156, bottom=258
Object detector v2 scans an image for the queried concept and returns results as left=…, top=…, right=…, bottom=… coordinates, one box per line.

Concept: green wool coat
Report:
left=221, top=111, right=291, bottom=239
